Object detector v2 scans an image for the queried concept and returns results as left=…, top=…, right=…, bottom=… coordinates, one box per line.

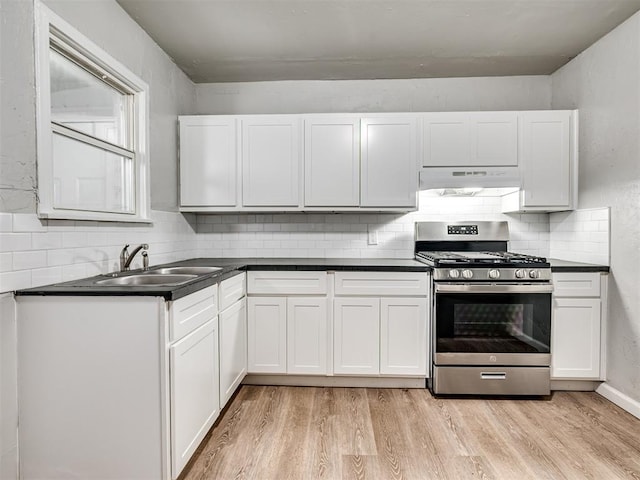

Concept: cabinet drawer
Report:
left=220, top=273, right=246, bottom=311
left=170, top=285, right=218, bottom=342
left=552, top=272, right=601, bottom=297
left=334, top=271, right=428, bottom=296
left=247, top=271, right=327, bottom=295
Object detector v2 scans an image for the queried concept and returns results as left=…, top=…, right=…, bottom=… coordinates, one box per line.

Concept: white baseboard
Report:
left=243, top=374, right=426, bottom=389
left=596, top=382, right=640, bottom=419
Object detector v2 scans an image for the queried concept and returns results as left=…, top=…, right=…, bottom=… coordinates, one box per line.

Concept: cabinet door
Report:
left=170, top=319, right=219, bottom=478
left=470, top=112, right=518, bottom=166
left=551, top=298, right=601, bottom=379
left=179, top=116, right=237, bottom=207
left=380, top=297, right=428, bottom=376
left=422, top=112, right=517, bottom=167
left=287, top=297, right=328, bottom=375
left=360, top=117, right=417, bottom=208
left=422, top=113, right=471, bottom=167
left=242, top=116, right=301, bottom=207
left=520, top=111, right=573, bottom=209
left=334, top=297, right=380, bottom=375
left=219, top=298, right=247, bottom=408
left=304, top=116, right=360, bottom=207
left=247, top=296, right=287, bottom=373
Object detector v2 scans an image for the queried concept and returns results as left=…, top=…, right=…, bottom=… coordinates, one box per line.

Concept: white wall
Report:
left=0, top=0, right=196, bottom=214
left=0, top=0, right=38, bottom=213
left=195, top=75, right=551, bottom=114
left=552, top=12, right=640, bottom=403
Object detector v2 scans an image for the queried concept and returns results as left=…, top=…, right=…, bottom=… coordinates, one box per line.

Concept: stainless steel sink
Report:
left=148, top=266, right=223, bottom=275
left=95, top=274, right=197, bottom=286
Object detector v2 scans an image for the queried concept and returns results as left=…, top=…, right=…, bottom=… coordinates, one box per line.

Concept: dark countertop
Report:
left=16, top=257, right=430, bottom=301
left=549, top=258, right=610, bottom=273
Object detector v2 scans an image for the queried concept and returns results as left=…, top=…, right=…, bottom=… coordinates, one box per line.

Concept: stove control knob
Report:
left=488, top=269, right=500, bottom=280
left=515, top=269, right=526, bottom=279
left=529, top=270, right=540, bottom=279
left=448, top=269, right=460, bottom=279
left=462, top=269, right=474, bottom=279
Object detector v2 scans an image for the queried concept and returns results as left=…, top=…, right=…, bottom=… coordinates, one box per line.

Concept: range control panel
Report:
left=447, top=225, right=478, bottom=235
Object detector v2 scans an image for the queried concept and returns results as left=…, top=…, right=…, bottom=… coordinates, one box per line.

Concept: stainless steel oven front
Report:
left=431, top=282, right=553, bottom=395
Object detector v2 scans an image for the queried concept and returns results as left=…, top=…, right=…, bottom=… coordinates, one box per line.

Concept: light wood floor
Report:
left=181, top=386, right=640, bottom=480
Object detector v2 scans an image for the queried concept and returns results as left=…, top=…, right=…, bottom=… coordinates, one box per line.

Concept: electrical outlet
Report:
left=367, top=228, right=378, bottom=245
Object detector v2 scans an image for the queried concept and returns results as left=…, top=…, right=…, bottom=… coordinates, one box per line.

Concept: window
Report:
left=35, top=2, right=150, bottom=222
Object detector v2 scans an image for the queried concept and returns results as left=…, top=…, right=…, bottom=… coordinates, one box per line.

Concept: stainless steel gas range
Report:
left=415, top=221, right=552, bottom=396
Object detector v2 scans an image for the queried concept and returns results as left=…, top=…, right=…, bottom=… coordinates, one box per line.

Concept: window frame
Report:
left=34, top=1, right=151, bottom=222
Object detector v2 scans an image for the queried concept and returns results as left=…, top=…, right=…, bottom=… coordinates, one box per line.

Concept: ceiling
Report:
left=116, top=0, right=640, bottom=83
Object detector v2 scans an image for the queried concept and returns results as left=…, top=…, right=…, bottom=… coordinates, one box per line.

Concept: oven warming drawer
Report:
left=433, top=366, right=550, bottom=395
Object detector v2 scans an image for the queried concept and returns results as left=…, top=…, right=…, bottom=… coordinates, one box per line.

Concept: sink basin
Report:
left=148, top=266, right=223, bottom=275
left=95, top=274, right=197, bottom=286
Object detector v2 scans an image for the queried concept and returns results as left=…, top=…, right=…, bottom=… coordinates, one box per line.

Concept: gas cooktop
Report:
left=416, top=251, right=549, bottom=268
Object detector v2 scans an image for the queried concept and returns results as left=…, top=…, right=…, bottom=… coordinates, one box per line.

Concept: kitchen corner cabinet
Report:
left=16, top=286, right=222, bottom=480
left=551, top=272, right=606, bottom=380
left=422, top=112, right=518, bottom=167
left=242, top=115, right=301, bottom=207
left=179, top=116, right=238, bottom=207
left=247, top=271, right=328, bottom=375
left=502, top=110, right=577, bottom=213
left=333, top=271, right=429, bottom=377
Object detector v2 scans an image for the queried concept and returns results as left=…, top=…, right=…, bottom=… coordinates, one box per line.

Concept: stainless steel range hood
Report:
left=419, top=166, right=521, bottom=189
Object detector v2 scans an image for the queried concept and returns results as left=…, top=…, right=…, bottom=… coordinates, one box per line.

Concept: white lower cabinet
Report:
left=247, top=271, right=328, bottom=375
left=16, top=284, right=223, bottom=480
left=334, top=297, right=380, bottom=375
left=219, top=297, right=247, bottom=406
left=287, top=297, right=328, bottom=374
left=551, top=272, right=606, bottom=380
left=170, top=319, right=219, bottom=477
left=334, top=272, right=429, bottom=377
left=380, top=297, right=428, bottom=375
left=247, top=295, right=328, bottom=375
left=246, top=271, right=429, bottom=379
left=247, top=296, right=288, bottom=373
left=333, top=296, right=428, bottom=376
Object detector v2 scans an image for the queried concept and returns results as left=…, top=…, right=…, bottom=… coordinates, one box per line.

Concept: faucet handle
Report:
left=142, top=251, right=149, bottom=271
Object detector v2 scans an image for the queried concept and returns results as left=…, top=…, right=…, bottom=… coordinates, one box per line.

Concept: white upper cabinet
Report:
left=519, top=110, right=575, bottom=210
left=179, top=116, right=238, bottom=207
left=304, top=116, right=360, bottom=207
left=360, top=117, right=418, bottom=208
left=422, top=112, right=518, bottom=167
left=242, top=116, right=301, bottom=207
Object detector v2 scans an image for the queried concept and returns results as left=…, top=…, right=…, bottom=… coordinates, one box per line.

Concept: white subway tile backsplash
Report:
left=0, top=233, right=32, bottom=253
left=0, top=270, right=31, bottom=292
left=12, top=251, right=48, bottom=271
left=549, top=207, right=610, bottom=265
left=0, top=201, right=609, bottom=295
left=0, top=253, right=13, bottom=272
left=31, top=267, right=63, bottom=287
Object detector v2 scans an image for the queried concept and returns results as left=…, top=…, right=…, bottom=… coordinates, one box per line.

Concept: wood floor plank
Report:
left=334, top=388, right=378, bottom=456
left=181, top=387, right=640, bottom=480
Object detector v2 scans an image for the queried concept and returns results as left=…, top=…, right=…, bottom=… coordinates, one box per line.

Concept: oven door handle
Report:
left=434, top=283, right=554, bottom=294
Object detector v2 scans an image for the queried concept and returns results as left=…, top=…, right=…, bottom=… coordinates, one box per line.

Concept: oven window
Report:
left=435, top=293, right=551, bottom=353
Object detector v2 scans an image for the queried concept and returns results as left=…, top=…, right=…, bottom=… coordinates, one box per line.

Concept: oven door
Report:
left=433, top=283, right=552, bottom=366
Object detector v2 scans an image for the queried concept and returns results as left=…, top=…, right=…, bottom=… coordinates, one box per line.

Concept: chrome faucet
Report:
left=120, top=243, right=149, bottom=271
